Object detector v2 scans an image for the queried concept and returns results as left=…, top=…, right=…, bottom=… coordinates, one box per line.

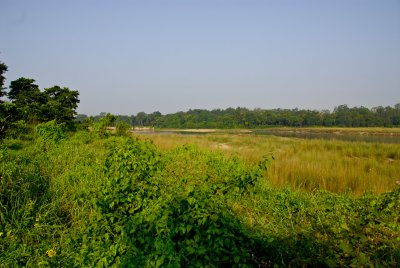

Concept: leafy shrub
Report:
left=36, top=120, right=66, bottom=151
left=116, top=121, right=131, bottom=136
left=2, top=120, right=32, bottom=139
left=76, top=139, right=268, bottom=267
left=92, top=121, right=108, bottom=138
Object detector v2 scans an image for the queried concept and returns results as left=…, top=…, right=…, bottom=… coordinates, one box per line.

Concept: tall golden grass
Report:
left=138, top=133, right=400, bottom=196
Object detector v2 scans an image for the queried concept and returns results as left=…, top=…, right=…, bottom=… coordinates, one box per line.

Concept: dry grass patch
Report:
left=140, top=133, right=400, bottom=196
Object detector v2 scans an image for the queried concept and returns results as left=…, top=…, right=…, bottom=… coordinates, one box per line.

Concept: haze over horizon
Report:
left=1, top=0, right=399, bottom=116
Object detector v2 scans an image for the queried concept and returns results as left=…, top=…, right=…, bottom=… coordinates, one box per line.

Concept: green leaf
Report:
left=339, top=242, right=353, bottom=255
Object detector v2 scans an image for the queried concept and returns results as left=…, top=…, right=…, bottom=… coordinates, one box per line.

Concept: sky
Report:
left=1, top=0, right=399, bottom=115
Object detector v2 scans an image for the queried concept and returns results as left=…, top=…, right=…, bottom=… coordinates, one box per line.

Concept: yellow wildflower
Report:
left=46, top=248, right=57, bottom=258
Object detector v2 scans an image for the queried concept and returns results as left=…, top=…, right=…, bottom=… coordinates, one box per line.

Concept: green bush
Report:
left=35, top=120, right=66, bottom=151
left=2, top=120, right=32, bottom=139
left=75, top=139, right=268, bottom=267
left=116, top=121, right=131, bottom=136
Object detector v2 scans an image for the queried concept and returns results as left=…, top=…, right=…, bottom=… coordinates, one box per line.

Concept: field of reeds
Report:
left=141, top=132, right=400, bottom=196
left=1, top=123, right=399, bottom=267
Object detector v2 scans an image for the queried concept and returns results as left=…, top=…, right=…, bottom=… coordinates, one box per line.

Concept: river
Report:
left=132, top=129, right=400, bottom=144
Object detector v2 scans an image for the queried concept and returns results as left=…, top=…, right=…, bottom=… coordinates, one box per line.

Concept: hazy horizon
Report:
left=77, top=104, right=399, bottom=117
left=1, top=0, right=399, bottom=115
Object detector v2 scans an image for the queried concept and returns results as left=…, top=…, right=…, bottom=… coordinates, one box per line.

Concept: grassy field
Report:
left=1, top=126, right=399, bottom=267
left=139, top=132, right=400, bottom=196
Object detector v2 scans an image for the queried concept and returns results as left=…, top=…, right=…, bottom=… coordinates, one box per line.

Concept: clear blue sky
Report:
left=1, top=0, right=399, bottom=115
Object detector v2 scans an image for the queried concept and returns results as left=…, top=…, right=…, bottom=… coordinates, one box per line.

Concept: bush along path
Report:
left=0, top=130, right=399, bottom=267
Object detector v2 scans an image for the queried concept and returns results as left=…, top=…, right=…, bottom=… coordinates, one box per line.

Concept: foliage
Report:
left=0, top=132, right=108, bottom=267
left=2, top=120, right=32, bottom=139
left=103, top=113, right=117, bottom=127
left=0, top=132, right=399, bottom=267
left=76, top=138, right=267, bottom=267
left=0, top=142, right=56, bottom=266
left=35, top=120, right=66, bottom=151
left=0, top=103, right=19, bottom=139
left=0, top=60, right=80, bottom=141
left=93, top=104, right=400, bottom=129
left=42, top=86, right=80, bottom=125
left=90, top=113, right=119, bottom=138
left=7, top=78, right=80, bottom=126
left=8, top=78, right=41, bottom=105
left=0, top=61, right=7, bottom=100
left=116, top=121, right=131, bottom=136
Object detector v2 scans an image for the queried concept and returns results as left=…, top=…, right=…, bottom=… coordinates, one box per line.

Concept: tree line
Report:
left=80, top=104, right=400, bottom=129
left=2, top=59, right=399, bottom=133
left=0, top=60, right=79, bottom=138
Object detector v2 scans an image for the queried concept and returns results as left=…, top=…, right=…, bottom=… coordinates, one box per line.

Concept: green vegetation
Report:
left=0, top=130, right=399, bottom=267
left=0, top=62, right=79, bottom=139
left=1, top=60, right=399, bottom=266
left=0, top=61, right=7, bottom=101
left=80, top=104, right=400, bottom=129
left=147, top=133, right=400, bottom=196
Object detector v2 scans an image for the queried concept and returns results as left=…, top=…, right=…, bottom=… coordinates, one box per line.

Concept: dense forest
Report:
left=79, top=104, right=400, bottom=129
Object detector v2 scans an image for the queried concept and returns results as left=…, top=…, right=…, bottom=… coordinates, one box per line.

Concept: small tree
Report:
left=116, top=121, right=131, bottom=136
left=103, top=113, right=117, bottom=127
left=0, top=61, right=8, bottom=101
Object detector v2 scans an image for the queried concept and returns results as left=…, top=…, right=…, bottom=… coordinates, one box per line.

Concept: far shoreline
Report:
left=143, top=127, right=400, bottom=136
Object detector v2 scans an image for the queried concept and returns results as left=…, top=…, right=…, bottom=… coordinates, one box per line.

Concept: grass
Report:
left=1, top=128, right=399, bottom=266
left=138, top=132, right=400, bottom=195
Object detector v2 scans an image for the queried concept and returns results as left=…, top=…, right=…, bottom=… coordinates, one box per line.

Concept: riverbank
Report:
left=258, top=127, right=400, bottom=136
left=132, top=127, right=400, bottom=144
left=138, top=127, right=400, bottom=135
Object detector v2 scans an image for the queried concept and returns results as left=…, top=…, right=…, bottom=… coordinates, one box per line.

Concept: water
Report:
left=253, top=129, right=400, bottom=144
left=132, top=129, right=400, bottom=144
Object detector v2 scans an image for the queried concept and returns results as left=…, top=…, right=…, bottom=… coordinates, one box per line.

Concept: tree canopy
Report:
left=5, top=78, right=80, bottom=125
left=0, top=60, right=80, bottom=138
left=85, top=104, right=400, bottom=129
left=42, top=86, right=80, bottom=123
left=0, top=61, right=8, bottom=101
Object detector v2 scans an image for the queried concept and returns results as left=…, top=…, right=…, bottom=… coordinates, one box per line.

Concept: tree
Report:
left=0, top=102, right=18, bottom=138
left=8, top=77, right=41, bottom=104
left=0, top=61, right=8, bottom=101
left=42, top=85, right=80, bottom=124
left=7, top=77, right=45, bottom=122
left=116, top=121, right=130, bottom=136
left=102, top=113, right=117, bottom=127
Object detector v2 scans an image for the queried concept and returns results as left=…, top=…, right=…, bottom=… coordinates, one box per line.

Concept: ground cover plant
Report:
left=0, top=127, right=399, bottom=267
